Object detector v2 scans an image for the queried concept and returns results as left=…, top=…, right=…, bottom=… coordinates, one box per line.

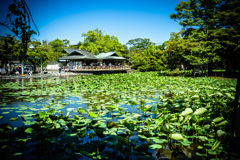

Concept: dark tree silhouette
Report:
left=0, top=0, right=39, bottom=62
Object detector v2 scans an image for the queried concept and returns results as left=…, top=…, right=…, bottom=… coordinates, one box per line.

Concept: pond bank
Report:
left=0, top=71, right=92, bottom=80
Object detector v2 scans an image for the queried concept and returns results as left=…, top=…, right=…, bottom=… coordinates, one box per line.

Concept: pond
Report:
left=0, top=72, right=239, bottom=160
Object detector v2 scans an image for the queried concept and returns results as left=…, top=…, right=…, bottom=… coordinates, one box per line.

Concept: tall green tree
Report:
left=0, top=0, right=39, bottom=63
left=121, top=45, right=130, bottom=59
left=48, top=38, right=65, bottom=61
left=62, top=39, right=70, bottom=48
left=0, top=35, right=19, bottom=66
left=164, top=32, right=189, bottom=70
left=127, top=38, right=155, bottom=51
left=79, top=29, right=125, bottom=56
left=164, top=30, right=222, bottom=71
left=155, top=42, right=166, bottom=51
left=217, top=0, right=240, bottom=73
left=27, top=40, right=48, bottom=71
left=170, top=0, right=240, bottom=74
left=130, top=45, right=166, bottom=71
left=170, top=0, right=223, bottom=73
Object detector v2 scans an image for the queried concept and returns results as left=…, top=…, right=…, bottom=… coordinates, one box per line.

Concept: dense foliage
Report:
left=0, top=0, right=39, bottom=64
left=130, top=45, right=166, bottom=71
left=79, top=28, right=126, bottom=57
left=168, top=0, right=240, bottom=74
left=0, top=72, right=239, bottom=159
left=0, top=35, right=20, bottom=66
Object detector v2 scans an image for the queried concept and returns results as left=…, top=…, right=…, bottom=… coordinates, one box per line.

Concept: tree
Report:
left=49, top=39, right=64, bottom=52
left=170, top=0, right=223, bottom=73
left=27, top=40, right=48, bottom=71
left=48, top=39, right=65, bottom=61
left=164, top=30, right=222, bottom=71
left=155, top=42, right=166, bottom=51
left=79, top=29, right=125, bottom=56
left=0, top=0, right=39, bottom=63
left=121, top=45, right=130, bottom=59
left=164, top=32, right=189, bottom=70
left=77, top=41, right=82, bottom=47
left=170, top=0, right=240, bottom=74
left=170, top=0, right=222, bottom=34
left=62, top=39, right=70, bottom=48
left=0, top=35, right=20, bottom=66
left=126, top=38, right=166, bottom=71
left=127, top=38, right=155, bottom=51
left=130, top=45, right=166, bottom=71
left=217, top=0, right=240, bottom=74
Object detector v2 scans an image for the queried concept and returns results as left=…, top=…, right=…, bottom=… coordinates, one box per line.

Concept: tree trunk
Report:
left=208, top=63, right=213, bottom=75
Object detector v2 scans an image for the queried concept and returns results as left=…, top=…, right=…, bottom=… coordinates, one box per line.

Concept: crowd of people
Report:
left=0, top=64, right=33, bottom=76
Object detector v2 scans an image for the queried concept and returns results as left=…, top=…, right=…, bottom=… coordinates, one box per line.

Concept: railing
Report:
left=62, top=65, right=131, bottom=70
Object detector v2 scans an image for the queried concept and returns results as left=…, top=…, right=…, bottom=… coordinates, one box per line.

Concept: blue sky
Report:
left=0, top=0, right=182, bottom=45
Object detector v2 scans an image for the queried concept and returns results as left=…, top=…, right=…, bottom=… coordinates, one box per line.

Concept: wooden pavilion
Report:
left=58, top=49, right=130, bottom=73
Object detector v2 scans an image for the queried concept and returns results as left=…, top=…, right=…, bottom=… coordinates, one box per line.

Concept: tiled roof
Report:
left=60, top=49, right=125, bottom=60
left=64, top=49, right=96, bottom=59
left=96, top=51, right=126, bottom=60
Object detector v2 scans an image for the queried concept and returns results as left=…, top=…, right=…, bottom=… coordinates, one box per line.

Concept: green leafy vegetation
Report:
left=79, top=28, right=126, bottom=57
left=0, top=72, right=238, bottom=159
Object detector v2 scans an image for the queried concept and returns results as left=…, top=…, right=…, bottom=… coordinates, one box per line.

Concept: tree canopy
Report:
left=0, top=35, right=19, bottom=66
left=167, top=0, right=240, bottom=74
left=127, top=38, right=155, bottom=50
left=79, top=28, right=125, bottom=56
left=0, top=0, right=39, bottom=63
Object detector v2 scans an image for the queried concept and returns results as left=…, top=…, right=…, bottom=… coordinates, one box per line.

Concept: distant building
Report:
left=46, top=61, right=61, bottom=70
left=58, top=49, right=126, bottom=66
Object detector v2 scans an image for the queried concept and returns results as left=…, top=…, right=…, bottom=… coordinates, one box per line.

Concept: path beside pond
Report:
left=0, top=71, right=92, bottom=80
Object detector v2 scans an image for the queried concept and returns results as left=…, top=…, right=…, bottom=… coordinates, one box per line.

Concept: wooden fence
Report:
left=62, top=65, right=131, bottom=71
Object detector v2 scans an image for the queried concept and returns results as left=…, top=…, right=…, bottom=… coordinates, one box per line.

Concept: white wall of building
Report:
left=46, top=64, right=59, bottom=70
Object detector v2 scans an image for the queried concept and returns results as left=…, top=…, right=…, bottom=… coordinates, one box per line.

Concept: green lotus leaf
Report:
left=138, top=135, right=147, bottom=141
left=217, top=130, right=226, bottom=137
left=181, top=139, right=192, bottom=146
left=217, top=120, right=228, bottom=126
left=25, top=127, right=33, bottom=133
left=77, top=108, right=86, bottom=114
left=38, top=112, right=46, bottom=118
left=208, top=151, right=217, bottom=155
left=10, top=117, right=18, bottom=121
left=179, top=116, right=184, bottom=122
left=193, top=108, right=207, bottom=115
left=149, top=144, right=162, bottom=149
left=179, top=108, right=193, bottom=116
left=13, top=153, right=22, bottom=156
left=196, top=152, right=205, bottom=156
left=152, top=138, right=164, bottom=144
left=66, top=108, right=75, bottom=112
left=2, top=112, right=10, bottom=114
left=105, top=105, right=117, bottom=111
left=212, top=140, right=220, bottom=151
left=0, top=107, right=11, bottom=110
left=213, top=116, right=224, bottom=123
left=203, top=124, right=211, bottom=130
left=198, top=136, right=208, bottom=142
left=145, top=104, right=152, bottom=110
left=156, top=118, right=163, bottom=125
left=170, top=133, right=184, bottom=141
left=88, top=112, right=98, bottom=118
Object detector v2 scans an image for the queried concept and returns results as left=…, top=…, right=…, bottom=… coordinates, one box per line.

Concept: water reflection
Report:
left=0, top=75, right=160, bottom=129
left=22, top=78, right=24, bottom=91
